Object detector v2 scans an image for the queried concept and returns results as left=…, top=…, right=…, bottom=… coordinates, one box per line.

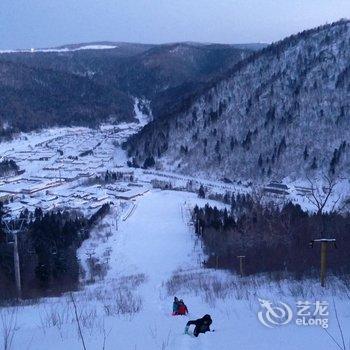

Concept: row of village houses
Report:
left=0, top=169, right=150, bottom=216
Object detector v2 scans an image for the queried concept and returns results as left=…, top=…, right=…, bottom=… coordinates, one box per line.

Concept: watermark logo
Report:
left=258, top=298, right=293, bottom=328
left=257, top=299, right=329, bottom=329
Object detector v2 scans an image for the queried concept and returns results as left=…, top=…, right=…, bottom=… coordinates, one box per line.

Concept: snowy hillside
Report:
left=3, top=189, right=349, bottom=349
left=0, top=109, right=348, bottom=349
left=0, top=60, right=135, bottom=137
left=0, top=42, right=252, bottom=139
left=126, top=20, right=350, bottom=181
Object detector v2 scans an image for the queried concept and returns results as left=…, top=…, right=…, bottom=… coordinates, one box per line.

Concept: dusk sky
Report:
left=0, top=0, right=349, bottom=49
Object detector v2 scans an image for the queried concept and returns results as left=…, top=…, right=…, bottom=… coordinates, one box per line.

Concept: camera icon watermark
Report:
left=257, top=298, right=329, bottom=329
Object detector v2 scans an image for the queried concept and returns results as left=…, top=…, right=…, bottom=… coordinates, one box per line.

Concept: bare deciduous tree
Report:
left=1, top=308, right=18, bottom=350
left=306, top=174, right=340, bottom=214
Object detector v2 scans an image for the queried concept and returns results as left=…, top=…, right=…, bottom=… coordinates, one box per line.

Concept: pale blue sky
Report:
left=0, top=0, right=349, bottom=49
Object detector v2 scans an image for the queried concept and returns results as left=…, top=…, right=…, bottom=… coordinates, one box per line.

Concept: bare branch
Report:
left=70, top=293, right=87, bottom=350
left=306, top=174, right=340, bottom=214
left=332, top=297, right=346, bottom=350
left=323, top=327, right=345, bottom=350
left=1, top=308, right=18, bottom=350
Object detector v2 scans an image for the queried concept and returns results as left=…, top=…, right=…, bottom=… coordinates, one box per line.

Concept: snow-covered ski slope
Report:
left=7, top=189, right=350, bottom=350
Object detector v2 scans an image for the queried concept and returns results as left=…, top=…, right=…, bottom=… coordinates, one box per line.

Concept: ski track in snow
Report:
left=101, top=189, right=226, bottom=350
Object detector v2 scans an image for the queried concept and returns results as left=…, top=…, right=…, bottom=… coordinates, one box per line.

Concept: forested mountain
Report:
left=125, top=43, right=253, bottom=118
left=125, top=20, right=350, bottom=181
left=0, top=60, right=135, bottom=140
left=0, top=42, right=255, bottom=137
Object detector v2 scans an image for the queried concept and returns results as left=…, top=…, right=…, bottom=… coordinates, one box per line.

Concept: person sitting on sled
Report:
left=185, top=314, right=212, bottom=337
left=172, top=297, right=180, bottom=315
left=177, top=299, right=189, bottom=315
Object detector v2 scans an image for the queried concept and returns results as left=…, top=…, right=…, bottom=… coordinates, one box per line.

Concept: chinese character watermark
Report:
left=257, top=298, right=329, bottom=329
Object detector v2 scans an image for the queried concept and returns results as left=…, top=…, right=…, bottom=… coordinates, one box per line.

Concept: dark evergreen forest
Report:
left=0, top=202, right=110, bottom=300
left=192, top=194, right=350, bottom=278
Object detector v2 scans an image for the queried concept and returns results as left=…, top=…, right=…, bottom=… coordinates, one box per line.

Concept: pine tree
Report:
left=277, top=136, right=287, bottom=156
left=143, top=156, right=155, bottom=169
left=215, top=141, right=220, bottom=153
left=311, top=156, right=317, bottom=169
left=330, top=148, right=341, bottom=174
left=267, top=166, right=272, bottom=177
left=198, top=185, right=206, bottom=199
left=230, top=194, right=236, bottom=214
left=230, top=137, right=235, bottom=151
left=242, top=130, right=252, bottom=149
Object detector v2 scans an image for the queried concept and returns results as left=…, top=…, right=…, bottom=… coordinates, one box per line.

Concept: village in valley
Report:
left=0, top=114, right=346, bottom=224
left=0, top=122, right=153, bottom=220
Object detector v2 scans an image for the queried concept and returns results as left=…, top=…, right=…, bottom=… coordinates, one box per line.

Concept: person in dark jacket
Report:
left=185, top=314, right=212, bottom=337
left=172, top=297, right=180, bottom=315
